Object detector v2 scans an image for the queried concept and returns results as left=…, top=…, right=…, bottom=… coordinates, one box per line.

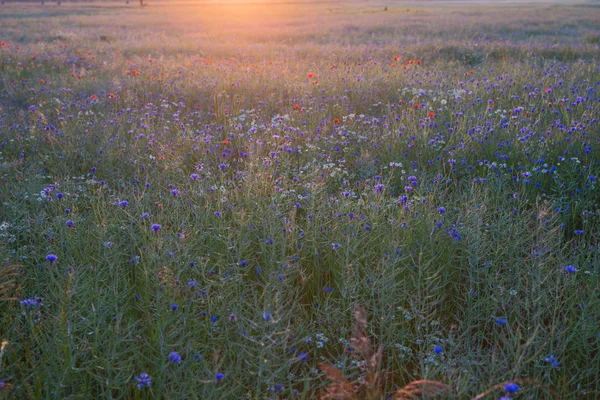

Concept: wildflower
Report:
left=323, top=287, right=334, bottom=292
left=120, top=201, right=128, bottom=208
left=215, top=372, right=225, bottom=382
left=333, top=118, right=340, bottom=124
left=544, top=354, right=560, bottom=368
left=496, top=317, right=507, bottom=326
left=298, top=352, right=308, bottom=362
left=564, top=265, right=577, bottom=274
left=214, top=211, right=221, bottom=217
left=151, top=224, right=161, bottom=232
left=56, top=193, right=63, bottom=199
left=229, top=313, right=237, bottom=322
left=135, top=373, right=152, bottom=389
left=210, top=316, right=218, bottom=323
left=504, top=382, right=519, bottom=393
left=0, top=380, right=5, bottom=390
left=574, top=230, right=584, bottom=235
left=188, top=280, right=198, bottom=288
left=433, top=345, right=443, bottom=354
left=66, top=220, right=74, bottom=228
left=307, top=72, right=314, bottom=79
left=331, top=243, right=341, bottom=250
left=438, top=207, right=446, bottom=214
left=171, top=189, right=179, bottom=197
left=262, top=312, right=272, bottom=321
left=427, top=112, right=435, bottom=118
left=131, top=69, right=138, bottom=76
left=46, top=254, right=58, bottom=263
left=239, top=260, right=247, bottom=266
left=190, top=173, right=199, bottom=180
left=171, top=304, right=179, bottom=311
left=65, top=208, right=70, bottom=214
left=168, top=351, right=182, bottom=364
left=108, top=93, right=115, bottom=99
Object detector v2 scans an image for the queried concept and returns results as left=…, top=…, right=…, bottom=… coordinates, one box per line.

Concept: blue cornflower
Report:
left=298, top=352, right=308, bottom=362
left=214, top=211, right=221, bottom=217
left=120, top=201, right=128, bottom=208
left=168, top=351, right=182, bottom=364
left=190, top=173, right=199, bottom=180
left=66, top=220, right=74, bottom=227
left=564, top=265, right=577, bottom=274
left=265, top=238, right=274, bottom=245
left=135, top=372, right=152, bottom=389
left=365, top=225, right=371, bottom=232
left=348, top=212, right=355, bottom=219
left=171, top=304, right=179, bottom=311
left=210, top=316, right=218, bottom=323
left=229, top=313, right=237, bottom=322
left=56, top=193, right=63, bottom=199
left=323, top=287, right=334, bottom=292
left=215, top=372, right=225, bottom=382
left=433, top=345, right=443, bottom=354
left=438, top=207, right=446, bottom=214
left=331, top=243, right=341, bottom=249
left=574, top=229, right=584, bottom=235
left=151, top=224, right=161, bottom=232
left=0, top=380, right=5, bottom=390
left=188, top=280, right=198, bottom=288
left=496, top=318, right=507, bottom=326
left=46, top=254, right=58, bottom=263
left=504, top=382, right=519, bottom=393
left=65, top=208, right=70, bottom=214
left=239, top=260, right=247, bottom=266
left=543, top=354, right=560, bottom=368
left=262, top=312, right=272, bottom=321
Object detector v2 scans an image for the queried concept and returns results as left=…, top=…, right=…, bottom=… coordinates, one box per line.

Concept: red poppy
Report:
left=1, top=42, right=6, bottom=47
left=416, top=60, right=422, bottom=65
left=132, top=69, right=138, bottom=76
left=108, top=93, right=115, bottom=99
left=91, top=95, right=97, bottom=100
left=427, top=112, right=435, bottom=118
left=222, top=139, right=229, bottom=145
left=414, top=103, right=419, bottom=109
left=40, top=79, right=45, bottom=84
left=544, top=87, right=551, bottom=93
left=307, top=72, right=314, bottom=79
left=333, top=118, right=340, bottom=125
left=294, top=104, right=301, bottom=111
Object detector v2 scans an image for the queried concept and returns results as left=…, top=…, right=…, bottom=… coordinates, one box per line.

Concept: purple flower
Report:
left=66, top=220, right=74, bottom=227
left=433, top=345, right=443, bottom=354
left=496, top=317, right=507, bottom=326
left=229, top=313, right=237, bottom=323
left=331, top=243, right=341, bottom=249
left=151, top=224, right=161, bottom=232
left=120, top=201, right=128, bottom=208
left=46, top=254, right=58, bottom=263
left=135, top=372, right=152, bottom=389
left=190, top=173, right=199, bottom=180
left=298, top=352, right=308, bottom=362
left=171, top=189, right=179, bottom=197
left=564, top=265, right=577, bottom=274
left=168, top=351, right=182, bottom=364
left=438, top=207, right=446, bottom=214
left=504, top=382, right=519, bottom=393
left=171, top=304, right=179, bottom=311
left=215, top=372, right=225, bottom=382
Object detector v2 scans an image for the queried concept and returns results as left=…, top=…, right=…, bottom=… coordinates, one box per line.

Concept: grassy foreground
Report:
left=0, top=1, right=599, bottom=398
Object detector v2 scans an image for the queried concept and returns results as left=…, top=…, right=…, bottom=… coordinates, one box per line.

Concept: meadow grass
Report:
left=0, top=1, right=599, bottom=398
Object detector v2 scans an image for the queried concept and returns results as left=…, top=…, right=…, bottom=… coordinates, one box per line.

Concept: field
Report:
left=1, top=0, right=600, bottom=398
